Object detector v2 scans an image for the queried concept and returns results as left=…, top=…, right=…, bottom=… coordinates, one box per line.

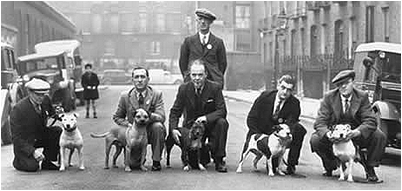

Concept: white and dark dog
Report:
left=236, top=124, right=292, bottom=176
left=328, top=124, right=357, bottom=182
left=58, top=113, right=85, bottom=171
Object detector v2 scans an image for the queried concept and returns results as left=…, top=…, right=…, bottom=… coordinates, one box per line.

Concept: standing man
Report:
left=10, top=78, right=62, bottom=172
left=246, top=75, right=307, bottom=176
left=310, top=70, right=386, bottom=183
left=179, top=8, right=227, bottom=89
left=170, top=59, right=229, bottom=172
left=81, top=63, right=100, bottom=118
left=113, top=67, right=166, bottom=171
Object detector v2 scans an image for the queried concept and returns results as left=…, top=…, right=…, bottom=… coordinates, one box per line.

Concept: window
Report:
left=156, top=14, right=165, bottom=32
left=150, top=41, right=160, bottom=55
left=382, top=7, right=390, bottom=42
left=291, top=30, right=296, bottom=56
left=110, top=14, right=119, bottom=33
left=334, top=20, right=344, bottom=57
left=235, top=5, right=250, bottom=29
left=139, top=13, right=147, bottom=33
left=310, top=25, right=318, bottom=57
left=92, top=14, right=102, bottom=33
left=120, top=13, right=133, bottom=32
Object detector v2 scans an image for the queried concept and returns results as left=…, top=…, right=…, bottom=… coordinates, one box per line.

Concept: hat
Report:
left=332, top=70, right=355, bottom=85
left=195, top=8, right=216, bottom=21
left=25, top=78, right=50, bottom=93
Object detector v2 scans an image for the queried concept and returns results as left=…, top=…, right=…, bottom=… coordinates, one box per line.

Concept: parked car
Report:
left=100, top=69, right=131, bottom=85
left=148, top=69, right=183, bottom=85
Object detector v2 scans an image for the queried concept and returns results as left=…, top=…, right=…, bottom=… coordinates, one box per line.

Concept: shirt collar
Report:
left=134, top=89, right=147, bottom=98
left=340, top=94, right=352, bottom=102
left=198, top=32, right=210, bottom=43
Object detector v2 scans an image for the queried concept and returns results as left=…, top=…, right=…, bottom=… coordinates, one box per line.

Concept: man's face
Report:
left=132, top=69, right=149, bottom=91
left=337, top=78, right=354, bottom=97
left=276, top=80, right=294, bottom=100
left=190, top=64, right=207, bottom=89
left=196, top=16, right=212, bottom=33
left=85, top=66, right=92, bottom=72
left=29, top=91, right=47, bottom=105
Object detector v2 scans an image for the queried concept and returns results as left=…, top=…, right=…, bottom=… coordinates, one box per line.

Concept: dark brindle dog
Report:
left=165, top=121, right=206, bottom=171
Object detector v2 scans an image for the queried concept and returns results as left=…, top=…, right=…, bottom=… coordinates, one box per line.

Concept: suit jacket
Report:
left=247, top=90, right=301, bottom=135
left=179, top=33, right=227, bottom=86
left=81, top=71, right=100, bottom=100
left=113, top=86, right=165, bottom=127
left=313, top=87, right=377, bottom=139
left=169, top=80, right=227, bottom=130
left=10, top=96, right=55, bottom=159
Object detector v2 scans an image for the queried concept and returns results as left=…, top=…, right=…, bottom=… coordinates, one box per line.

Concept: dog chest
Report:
left=332, top=141, right=356, bottom=161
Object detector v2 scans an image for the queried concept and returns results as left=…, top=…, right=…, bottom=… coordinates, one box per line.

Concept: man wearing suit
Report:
left=10, top=78, right=62, bottom=172
left=179, top=8, right=227, bottom=89
left=113, top=67, right=166, bottom=171
left=170, top=59, right=229, bottom=172
left=246, top=75, right=307, bottom=176
left=310, top=70, right=386, bottom=183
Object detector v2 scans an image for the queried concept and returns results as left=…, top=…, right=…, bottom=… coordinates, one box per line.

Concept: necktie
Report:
left=344, top=99, right=350, bottom=114
left=272, top=99, right=283, bottom=120
left=138, top=93, right=144, bottom=105
left=34, top=104, right=42, bottom=115
left=202, top=35, right=207, bottom=45
left=196, top=88, right=202, bottom=96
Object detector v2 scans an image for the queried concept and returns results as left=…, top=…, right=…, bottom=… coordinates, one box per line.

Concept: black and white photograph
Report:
left=1, top=1, right=400, bottom=189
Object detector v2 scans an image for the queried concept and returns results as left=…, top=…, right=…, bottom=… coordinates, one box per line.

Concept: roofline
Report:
left=18, top=51, right=65, bottom=62
left=355, top=42, right=401, bottom=54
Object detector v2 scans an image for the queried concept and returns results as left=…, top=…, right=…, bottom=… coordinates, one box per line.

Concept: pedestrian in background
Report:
left=179, top=8, right=227, bottom=89
left=310, top=70, right=386, bottom=183
left=245, top=74, right=307, bottom=177
left=81, top=63, right=100, bottom=118
left=10, top=78, right=62, bottom=172
left=113, top=67, right=166, bottom=171
left=170, top=59, right=229, bottom=172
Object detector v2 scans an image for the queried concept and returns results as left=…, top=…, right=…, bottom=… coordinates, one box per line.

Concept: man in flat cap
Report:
left=310, top=70, right=386, bottom=183
left=10, top=78, right=62, bottom=172
left=179, top=8, right=227, bottom=89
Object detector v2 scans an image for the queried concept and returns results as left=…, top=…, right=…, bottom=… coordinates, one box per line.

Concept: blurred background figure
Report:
left=81, top=63, right=100, bottom=118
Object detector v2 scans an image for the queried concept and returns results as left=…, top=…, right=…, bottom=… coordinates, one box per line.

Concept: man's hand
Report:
left=346, top=129, right=361, bottom=140
left=33, top=149, right=45, bottom=162
left=195, top=116, right=207, bottom=124
left=172, top=129, right=182, bottom=145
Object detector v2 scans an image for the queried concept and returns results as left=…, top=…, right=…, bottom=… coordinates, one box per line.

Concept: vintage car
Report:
left=148, top=69, right=183, bottom=85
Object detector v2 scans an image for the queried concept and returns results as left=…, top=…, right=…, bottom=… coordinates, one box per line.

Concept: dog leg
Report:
left=59, top=147, right=66, bottom=171
left=347, top=159, right=354, bottom=182
left=338, top=163, right=345, bottom=181
left=124, top=146, right=132, bottom=172
left=165, top=142, right=174, bottom=168
left=182, top=148, right=191, bottom=171
left=68, top=148, right=74, bottom=167
left=253, top=154, right=263, bottom=170
left=140, top=144, right=148, bottom=171
left=267, top=157, right=274, bottom=176
left=104, top=141, right=112, bottom=169
left=277, top=155, right=286, bottom=176
left=112, top=146, right=123, bottom=168
left=236, top=149, right=250, bottom=173
left=78, top=147, right=85, bottom=170
left=197, top=149, right=206, bottom=171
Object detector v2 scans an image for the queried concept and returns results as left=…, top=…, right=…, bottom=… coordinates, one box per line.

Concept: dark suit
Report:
left=169, top=80, right=228, bottom=162
left=10, top=96, right=61, bottom=172
left=179, top=33, right=227, bottom=88
left=81, top=71, right=100, bottom=100
left=246, top=90, right=306, bottom=167
left=310, top=88, right=386, bottom=171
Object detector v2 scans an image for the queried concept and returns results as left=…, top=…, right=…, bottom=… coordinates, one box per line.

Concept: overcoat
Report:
left=81, top=71, right=100, bottom=100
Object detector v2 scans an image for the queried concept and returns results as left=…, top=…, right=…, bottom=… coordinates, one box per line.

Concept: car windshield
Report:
left=19, top=56, right=64, bottom=74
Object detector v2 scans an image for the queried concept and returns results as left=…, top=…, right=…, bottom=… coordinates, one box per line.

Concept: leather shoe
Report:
left=151, top=161, right=161, bottom=171
left=215, top=162, right=227, bottom=173
left=41, top=160, right=59, bottom=170
left=322, top=170, right=332, bottom=177
left=366, top=167, right=383, bottom=183
left=285, top=165, right=295, bottom=175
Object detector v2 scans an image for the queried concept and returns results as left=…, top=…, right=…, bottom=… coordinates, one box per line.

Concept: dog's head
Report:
left=272, top=124, right=292, bottom=140
left=330, top=124, right=351, bottom=139
left=59, top=113, right=78, bottom=132
left=189, top=121, right=206, bottom=149
left=133, top=108, right=150, bottom=127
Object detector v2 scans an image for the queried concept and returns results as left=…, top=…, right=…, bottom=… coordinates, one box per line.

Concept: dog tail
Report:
left=90, top=132, right=110, bottom=138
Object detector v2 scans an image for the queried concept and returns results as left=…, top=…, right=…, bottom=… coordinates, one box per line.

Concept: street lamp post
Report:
left=272, top=10, right=288, bottom=89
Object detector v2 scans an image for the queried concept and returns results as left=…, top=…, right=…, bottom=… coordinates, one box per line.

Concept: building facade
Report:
left=49, top=1, right=195, bottom=73
left=1, top=1, right=76, bottom=57
left=256, top=1, right=401, bottom=98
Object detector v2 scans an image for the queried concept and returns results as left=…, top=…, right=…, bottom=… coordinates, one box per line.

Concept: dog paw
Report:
left=59, top=166, right=65, bottom=171
left=338, top=176, right=345, bottom=181
left=268, top=172, right=275, bottom=177
left=236, top=167, right=242, bottom=173
left=183, top=165, right=190, bottom=171
left=124, top=167, right=132, bottom=172
left=278, top=170, right=286, bottom=176
left=347, top=177, right=354, bottom=182
left=140, top=166, right=148, bottom=171
left=68, top=163, right=73, bottom=167
left=198, top=164, right=206, bottom=171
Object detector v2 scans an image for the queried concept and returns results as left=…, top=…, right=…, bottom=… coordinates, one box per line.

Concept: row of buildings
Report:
left=44, top=1, right=400, bottom=98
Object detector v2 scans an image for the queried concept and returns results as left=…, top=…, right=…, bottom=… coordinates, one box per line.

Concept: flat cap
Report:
left=25, top=78, right=50, bottom=93
left=332, top=70, right=355, bottom=85
left=195, top=8, right=216, bottom=21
